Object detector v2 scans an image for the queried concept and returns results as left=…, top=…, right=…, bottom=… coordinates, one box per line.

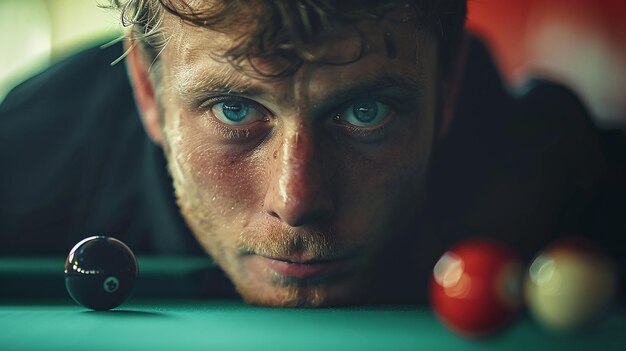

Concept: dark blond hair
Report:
left=109, top=0, right=467, bottom=77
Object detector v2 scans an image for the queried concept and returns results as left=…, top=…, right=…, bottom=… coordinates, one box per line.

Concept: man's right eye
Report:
left=210, top=98, right=268, bottom=126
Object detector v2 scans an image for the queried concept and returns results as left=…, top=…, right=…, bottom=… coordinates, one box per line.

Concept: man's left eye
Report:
left=334, top=100, right=390, bottom=127
left=210, top=99, right=267, bottom=125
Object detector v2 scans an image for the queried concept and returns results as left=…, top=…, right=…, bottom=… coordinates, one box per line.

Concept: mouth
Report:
left=245, top=253, right=355, bottom=283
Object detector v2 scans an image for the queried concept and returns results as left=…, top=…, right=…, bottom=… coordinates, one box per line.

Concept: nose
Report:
left=264, top=126, right=334, bottom=227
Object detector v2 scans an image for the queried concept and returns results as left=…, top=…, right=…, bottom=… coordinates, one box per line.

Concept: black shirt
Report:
left=0, top=43, right=201, bottom=255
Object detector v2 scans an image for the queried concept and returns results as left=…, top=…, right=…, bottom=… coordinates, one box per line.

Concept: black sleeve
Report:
left=0, top=42, right=202, bottom=255
left=426, top=36, right=625, bottom=270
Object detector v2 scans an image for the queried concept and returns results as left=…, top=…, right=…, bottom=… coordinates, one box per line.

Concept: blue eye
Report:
left=210, top=99, right=265, bottom=125
left=336, top=100, right=390, bottom=127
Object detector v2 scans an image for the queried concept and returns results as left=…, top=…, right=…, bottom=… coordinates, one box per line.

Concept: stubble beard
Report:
left=158, top=108, right=429, bottom=307
left=163, top=148, right=366, bottom=306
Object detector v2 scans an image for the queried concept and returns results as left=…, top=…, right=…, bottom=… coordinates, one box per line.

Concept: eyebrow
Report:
left=173, top=67, right=425, bottom=109
left=313, top=73, right=425, bottom=112
left=172, top=66, right=259, bottom=106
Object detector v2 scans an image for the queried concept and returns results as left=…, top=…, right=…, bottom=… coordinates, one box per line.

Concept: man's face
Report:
left=148, top=12, right=439, bottom=306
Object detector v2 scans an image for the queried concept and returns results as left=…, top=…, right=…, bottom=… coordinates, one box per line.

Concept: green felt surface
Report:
left=1, top=257, right=625, bottom=350
left=1, top=300, right=625, bottom=351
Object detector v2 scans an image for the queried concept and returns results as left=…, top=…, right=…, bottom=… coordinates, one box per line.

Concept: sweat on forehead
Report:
left=131, top=1, right=431, bottom=76
left=159, top=28, right=432, bottom=113
left=162, top=19, right=427, bottom=87
left=114, top=0, right=466, bottom=76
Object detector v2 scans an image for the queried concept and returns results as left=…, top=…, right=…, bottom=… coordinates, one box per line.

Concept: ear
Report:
left=125, top=39, right=163, bottom=144
left=438, top=33, right=469, bottom=138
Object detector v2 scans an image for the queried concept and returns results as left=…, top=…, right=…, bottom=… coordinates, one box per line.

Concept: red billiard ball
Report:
left=64, top=236, right=138, bottom=311
left=430, top=238, right=522, bottom=337
left=524, top=238, right=618, bottom=332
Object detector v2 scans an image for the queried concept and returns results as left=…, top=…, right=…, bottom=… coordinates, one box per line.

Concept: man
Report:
left=1, top=1, right=622, bottom=306
left=118, top=0, right=467, bottom=307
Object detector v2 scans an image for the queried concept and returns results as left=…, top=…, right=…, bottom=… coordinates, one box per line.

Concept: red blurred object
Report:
left=466, top=0, right=626, bottom=127
left=430, top=238, right=522, bottom=337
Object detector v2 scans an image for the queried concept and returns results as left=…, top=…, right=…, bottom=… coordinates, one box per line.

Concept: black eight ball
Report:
left=64, top=236, right=138, bottom=311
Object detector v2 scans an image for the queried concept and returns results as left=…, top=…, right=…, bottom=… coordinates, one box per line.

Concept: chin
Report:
left=232, top=274, right=370, bottom=308
left=239, top=286, right=327, bottom=307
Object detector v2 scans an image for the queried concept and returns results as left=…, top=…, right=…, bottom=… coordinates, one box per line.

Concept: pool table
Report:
left=1, top=256, right=624, bottom=350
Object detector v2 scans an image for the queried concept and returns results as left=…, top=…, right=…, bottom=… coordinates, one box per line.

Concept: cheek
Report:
left=337, top=146, right=424, bottom=220
left=334, top=108, right=434, bottom=235
left=163, top=111, right=264, bottom=215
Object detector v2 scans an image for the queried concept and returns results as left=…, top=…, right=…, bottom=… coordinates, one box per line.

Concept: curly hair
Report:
left=108, top=0, right=467, bottom=77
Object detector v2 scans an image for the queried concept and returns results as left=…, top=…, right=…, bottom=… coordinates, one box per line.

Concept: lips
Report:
left=247, top=254, right=351, bottom=281
left=266, top=257, right=342, bottom=279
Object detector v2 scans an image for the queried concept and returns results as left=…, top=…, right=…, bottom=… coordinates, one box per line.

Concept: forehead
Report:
left=157, top=8, right=436, bottom=94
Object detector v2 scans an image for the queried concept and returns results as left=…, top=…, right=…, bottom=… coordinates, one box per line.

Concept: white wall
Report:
left=0, top=0, right=121, bottom=101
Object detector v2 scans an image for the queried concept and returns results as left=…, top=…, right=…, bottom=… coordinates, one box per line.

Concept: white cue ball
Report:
left=524, top=239, right=618, bottom=332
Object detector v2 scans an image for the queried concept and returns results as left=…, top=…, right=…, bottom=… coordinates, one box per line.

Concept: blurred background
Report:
left=465, top=0, right=625, bottom=129
left=0, top=0, right=624, bottom=128
left=0, top=0, right=120, bottom=101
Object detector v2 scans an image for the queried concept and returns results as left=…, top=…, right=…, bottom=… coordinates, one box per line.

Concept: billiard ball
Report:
left=430, top=238, right=523, bottom=337
left=524, top=238, right=617, bottom=332
left=64, top=236, right=138, bottom=311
